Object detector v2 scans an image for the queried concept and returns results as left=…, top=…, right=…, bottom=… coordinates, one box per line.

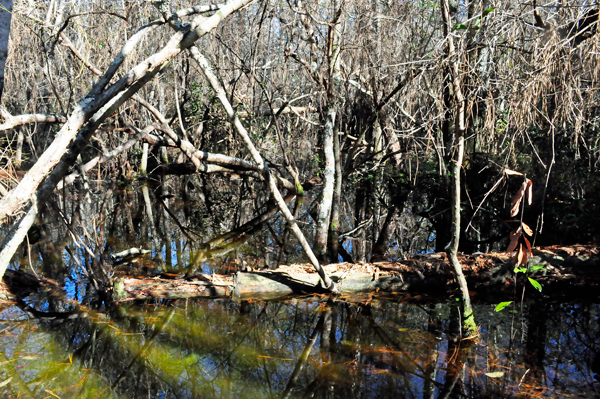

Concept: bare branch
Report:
left=0, top=106, right=66, bottom=130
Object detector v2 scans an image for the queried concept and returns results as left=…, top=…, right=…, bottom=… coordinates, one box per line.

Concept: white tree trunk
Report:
left=0, top=0, right=254, bottom=279
left=315, top=106, right=336, bottom=260
left=0, top=0, right=12, bottom=100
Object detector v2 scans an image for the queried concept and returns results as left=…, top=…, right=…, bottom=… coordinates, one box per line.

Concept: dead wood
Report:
left=2, top=244, right=598, bottom=304
left=0, top=0, right=254, bottom=280
left=0, top=106, right=66, bottom=130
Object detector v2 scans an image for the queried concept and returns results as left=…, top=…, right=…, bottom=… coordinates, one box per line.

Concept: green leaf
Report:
left=528, top=277, right=542, bottom=292
left=482, top=7, right=496, bottom=17
left=495, top=301, right=512, bottom=312
left=513, top=266, right=526, bottom=274
left=453, top=24, right=468, bottom=30
left=485, top=371, right=504, bottom=378
left=530, top=265, right=546, bottom=272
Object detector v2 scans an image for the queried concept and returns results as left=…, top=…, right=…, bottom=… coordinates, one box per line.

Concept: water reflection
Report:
left=2, top=180, right=599, bottom=398
left=0, top=298, right=598, bottom=398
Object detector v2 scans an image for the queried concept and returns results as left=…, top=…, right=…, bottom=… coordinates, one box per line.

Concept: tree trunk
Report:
left=0, top=0, right=254, bottom=279
left=441, top=0, right=478, bottom=338
left=0, top=0, right=13, bottom=100
left=328, top=117, right=342, bottom=261
left=315, top=105, right=336, bottom=261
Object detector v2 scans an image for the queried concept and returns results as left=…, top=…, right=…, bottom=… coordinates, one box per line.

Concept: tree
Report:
left=0, top=1, right=256, bottom=278
left=0, top=0, right=12, bottom=101
left=0, top=0, right=599, bottom=304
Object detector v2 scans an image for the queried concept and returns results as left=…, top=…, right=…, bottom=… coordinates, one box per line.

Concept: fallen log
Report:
left=1, top=245, right=599, bottom=303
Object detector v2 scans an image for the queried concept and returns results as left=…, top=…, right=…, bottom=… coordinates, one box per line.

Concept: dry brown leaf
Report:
left=522, top=222, right=533, bottom=236
left=507, top=237, right=519, bottom=253
left=510, top=198, right=521, bottom=217
left=506, top=227, right=521, bottom=253
left=504, top=169, right=523, bottom=176
left=516, top=244, right=524, bottom=266
left=510, top=182, right=527, bottom=216
left=526, top=179, right=533, bottom=205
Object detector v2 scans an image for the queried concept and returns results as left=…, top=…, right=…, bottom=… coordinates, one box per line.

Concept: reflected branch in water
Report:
left=276, top=196, right=303, bottom=268
left=141, top=183, right=163, bottom=265
left=185, top=195, right=295, bottom=275
left=157, top=196, right=196, bottom=243
left=282, top=300, right=332, bottom=398
left=361, top=303, right=427, bottom=376
left=438, top=340, right=472, bottom=399
left=112, top=307, right=176, bottom=389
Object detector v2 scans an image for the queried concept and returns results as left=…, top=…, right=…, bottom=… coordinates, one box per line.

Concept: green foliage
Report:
left=495, top=301, right=512, bottom=312
left=528, top=277, right=542, bottom=292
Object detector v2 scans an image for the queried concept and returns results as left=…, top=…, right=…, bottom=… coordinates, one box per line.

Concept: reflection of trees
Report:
left=1, top=300, right=600, bottom=397
left=21, top=168, right=439, bottom=285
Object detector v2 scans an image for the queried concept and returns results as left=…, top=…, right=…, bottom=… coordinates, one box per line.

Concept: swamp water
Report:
left=1, top=181, right=598, bottom=398
left=0, top=298, right=599, bottom=398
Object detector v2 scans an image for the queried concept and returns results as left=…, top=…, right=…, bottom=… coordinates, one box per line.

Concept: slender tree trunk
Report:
left=315, top=105, right=336, bottom=261
left=353, top=181, right=368, bottom=263
left=0, top=0, right=13, bottom=101
left=441, top=0, right=477, bottom=338
left=140, top=143, right=149, bottom=174
left=315, top=1, right=343, bottom=262
left=328, top=118, right=342, bottom=261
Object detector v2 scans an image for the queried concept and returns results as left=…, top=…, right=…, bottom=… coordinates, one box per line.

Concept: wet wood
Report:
left=118, top=276, right=234, bottom=300
left=1, top=244, right=598, bottom=303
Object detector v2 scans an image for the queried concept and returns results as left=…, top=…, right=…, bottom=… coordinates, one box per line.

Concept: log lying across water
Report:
left=1, top=245, right=599, bottom=303
left=112, top=244, right=600, bottom=302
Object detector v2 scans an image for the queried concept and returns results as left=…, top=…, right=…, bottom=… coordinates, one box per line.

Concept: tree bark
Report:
left=315, top=106, right=336, bottom=261
left=0, top=0, right=255, bottom=279
left=0, top=107, right=66, bottom=130
left=441, top=0, right=478, bottom=338
left=328, top=117, right=342, bottom=261
left=0, top=0, right=12, bottom=100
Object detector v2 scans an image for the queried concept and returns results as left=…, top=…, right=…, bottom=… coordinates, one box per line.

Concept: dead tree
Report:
left=0, top=1, right=254, bottom=279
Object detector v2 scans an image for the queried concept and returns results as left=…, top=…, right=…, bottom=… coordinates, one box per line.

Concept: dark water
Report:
left=1, top=296, right=599, bottom=398
left=1, top=180, right=599, bottom=398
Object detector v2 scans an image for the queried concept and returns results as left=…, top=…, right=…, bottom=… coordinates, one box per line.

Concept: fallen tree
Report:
left=2, top=245, right=598, bottom=304
left=0, top=0, right=337, bottom=292
left=0, top=1, right=256, bottom=277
